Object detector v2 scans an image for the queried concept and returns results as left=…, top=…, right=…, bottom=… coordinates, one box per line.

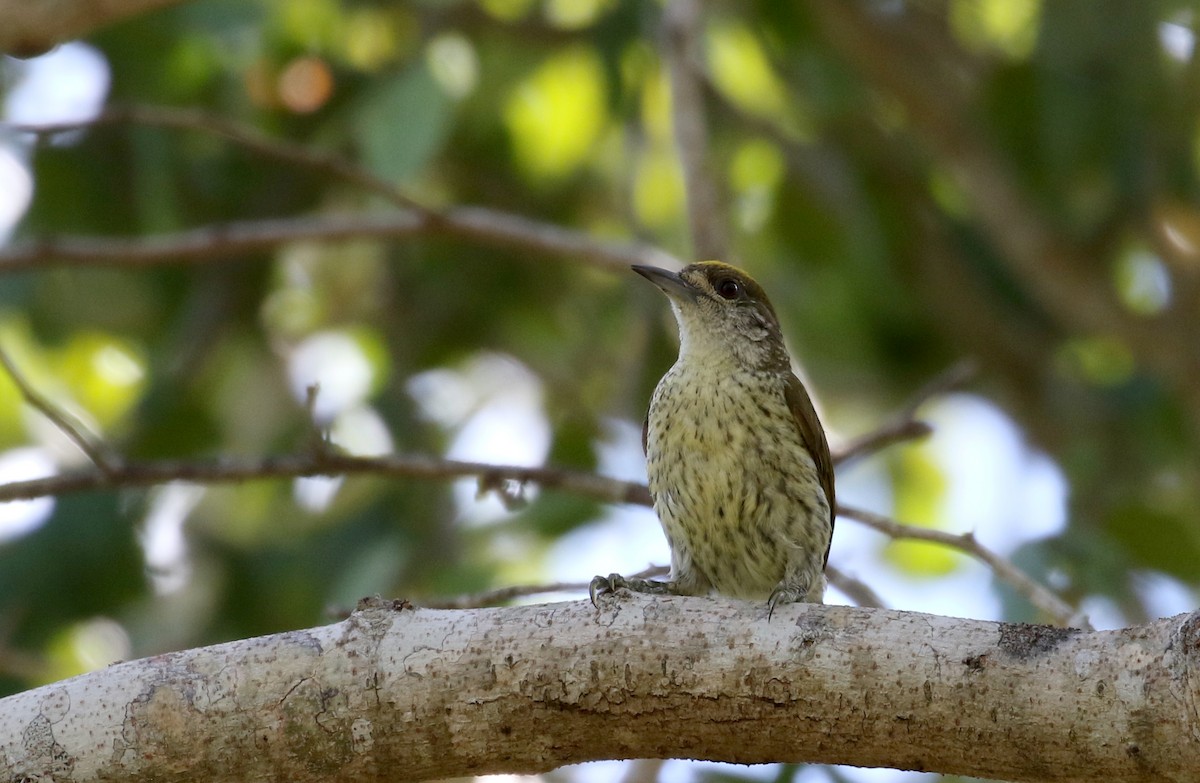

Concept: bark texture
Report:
left=1, top=595, right=1198, bottom=782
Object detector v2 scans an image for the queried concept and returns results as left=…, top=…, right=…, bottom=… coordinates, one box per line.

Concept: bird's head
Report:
left=633, top=261, right=790, bottom=372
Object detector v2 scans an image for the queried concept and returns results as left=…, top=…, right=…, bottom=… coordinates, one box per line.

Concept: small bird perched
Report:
left=590, top=261, right=835, bottom=614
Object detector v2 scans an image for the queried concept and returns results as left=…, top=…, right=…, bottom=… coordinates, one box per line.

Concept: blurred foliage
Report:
left=3, top=1, right=1200, bottom=778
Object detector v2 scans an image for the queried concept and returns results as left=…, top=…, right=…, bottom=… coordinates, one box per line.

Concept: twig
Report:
left=825, top=564, right=886, bottom=609
left=14, top=464, right=1068, bottom=623
left=811, top=2, right=1200, bottom=433
left=0, top=448, right=1074, bottom=624
left=11, top=106, right=429, bottom=213
left=832, top=359, right=977, bottom=465
left=0, top=452, right=653, bottom=506
left=662, top=0, right=729, bottom=261
left=3, top=105, right=681, bottom=275
left=0, top=342, right=1065, bottom=625
left=898, top=358, right=979, bottom=419
left=0, top=210, right=680, bottom=274
left=0, top=344, right=120, bottom=474
left=837, top=503, right=1083, bottom=629
left=1, top=102, right=1075, bottom=629
left=422, top=580, right=596, bottom=610
left=832, top=420, right=932, bottom=467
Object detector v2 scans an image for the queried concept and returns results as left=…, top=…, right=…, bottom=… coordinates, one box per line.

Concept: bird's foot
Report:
left=588, top=573, right=676, bottom=606
left=766, top=579, right=824, bottom=620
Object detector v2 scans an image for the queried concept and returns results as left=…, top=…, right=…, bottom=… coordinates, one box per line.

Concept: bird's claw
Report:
left=766, top=578, right=822, bottom=620
left=766, top=586, right=800, bottom=621
left=588, top=573, right=628, bottom=606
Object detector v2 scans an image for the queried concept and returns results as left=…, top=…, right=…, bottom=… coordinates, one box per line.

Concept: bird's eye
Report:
left=716, top=278, right=741, bottom=300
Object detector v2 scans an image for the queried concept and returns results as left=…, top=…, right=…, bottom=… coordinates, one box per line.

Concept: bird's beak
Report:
left=631, top=265, right=698, bottom=302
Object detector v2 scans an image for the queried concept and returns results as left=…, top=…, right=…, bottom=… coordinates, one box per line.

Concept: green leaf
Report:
left=353, top=62, right=452, bottom=185
left=0, top=493, right=144, bottom=654
left=1107, top=503, right=1200, bottom=582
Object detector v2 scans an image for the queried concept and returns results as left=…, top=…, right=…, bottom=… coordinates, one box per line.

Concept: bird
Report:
left=590, top=261, right=835, bottom=616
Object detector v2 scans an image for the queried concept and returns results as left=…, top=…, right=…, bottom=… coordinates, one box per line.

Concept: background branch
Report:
left=0, top=336, right=1064, bottom=622
left=0, top=453, right=652, bottom=506
left=0, top=344, right=120, bottom=474
left=0, top=335, right=1065, bottom=622
left=0, top=210, right=679, bottom=274
left=5, top=107, right=681, bottom=274
left=14, top=106, right=429, bottom=212
left=3, top=4, right=1195, bottom=779
left=0, top=450, right=1072, bottom=624
left=825, top=564, right=887, bottom=609
left=839, top=504, right=1082, bottom=628
left=832, top=360, right=976, bottom=465
left=422, top=565, right=668, bottom=610
left=663, top=0, right=729, bottom=260
left=808, top=1, right=1200, bottom=433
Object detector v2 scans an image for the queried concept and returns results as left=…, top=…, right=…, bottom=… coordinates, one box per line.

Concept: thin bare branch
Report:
left=0, top=452, right=653, bottom=506
left=826, top=564, right=886, bottom=609
left=898, top=358, right=979, bottom=419
left=0, top=344, right=120, bottom=474
left=3, top=106, right=681, bottom=274
left=0, top=210, right=680, bottom=274
left=833, top=420, right=932, bottom=467
left=833, top=359, right=977, bottom=465
left=837, top=503, right=1083, bottom=629
left=810, top=2, right=1200, bottom=432
left=11, top=106, right=428, bottom=212
left=0, top=449, right=1072, bottom=624
left=662, top=0, right=729, bottom=260
left=0, top=344, right=1060, bottom=625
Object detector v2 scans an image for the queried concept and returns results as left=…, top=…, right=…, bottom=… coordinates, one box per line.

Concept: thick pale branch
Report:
left=0, top=596, right=1195, bottom=782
